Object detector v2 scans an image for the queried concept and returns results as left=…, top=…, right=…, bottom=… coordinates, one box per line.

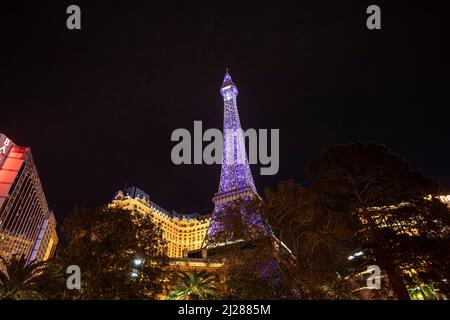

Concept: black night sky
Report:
left=0, top=1, right=449, bottom=221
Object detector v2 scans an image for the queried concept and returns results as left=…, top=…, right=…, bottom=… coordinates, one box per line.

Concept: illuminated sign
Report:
left=0, top=133, right=14, bottom=169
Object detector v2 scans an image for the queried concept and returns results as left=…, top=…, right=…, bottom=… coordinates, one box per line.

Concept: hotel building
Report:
left=110, top=186, right=211, bottom=258
left=0, top=133, right=58, bottom=265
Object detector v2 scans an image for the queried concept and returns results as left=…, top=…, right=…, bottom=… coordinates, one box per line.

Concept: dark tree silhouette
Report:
left=38, top=207, right=168, bottom=299
left=307, top=142, right=441, bottom=300
left=263, top=180, right=356, bottom=299
left=0, top=255, right=46, bottom=300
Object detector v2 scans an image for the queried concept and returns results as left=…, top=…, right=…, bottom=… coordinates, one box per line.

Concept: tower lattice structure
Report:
left=207, top=71, right=268, bottom=244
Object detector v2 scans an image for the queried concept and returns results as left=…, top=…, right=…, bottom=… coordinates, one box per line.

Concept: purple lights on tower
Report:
left=217, top=71, right=257, bottom=195
left=207, top=71, right=268, bottom=243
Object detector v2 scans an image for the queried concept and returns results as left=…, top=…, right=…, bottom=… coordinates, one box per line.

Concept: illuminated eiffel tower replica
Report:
left=187, top=71, right=295, bottom=293
left=190, top=70, right=273, bottom=260
left=183, top=71, right=296, bottom=293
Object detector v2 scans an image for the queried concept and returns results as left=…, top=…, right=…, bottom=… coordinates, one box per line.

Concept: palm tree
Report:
left=167, top=271, right=219, bottom=300
left=0, top=254, right=45, bottom=300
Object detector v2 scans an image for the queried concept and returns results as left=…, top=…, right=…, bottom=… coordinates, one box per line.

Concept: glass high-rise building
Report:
left=0, top=133, right=58, bottom=264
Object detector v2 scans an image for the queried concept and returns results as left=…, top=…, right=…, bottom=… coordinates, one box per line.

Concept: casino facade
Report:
left=0, top=133, right=58, bottom=265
